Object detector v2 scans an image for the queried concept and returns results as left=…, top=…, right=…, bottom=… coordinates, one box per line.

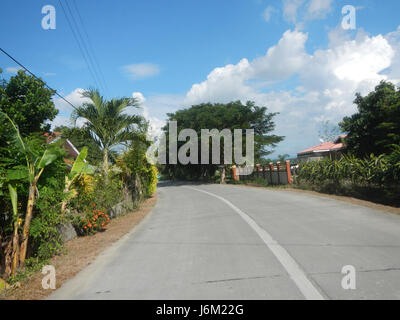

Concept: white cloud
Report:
left=185, top=29, right=310, bottom=105
left=51, top=115, right=73, bottom=129
left=122, top=63, right=160, bottom=79
left=282, top=0, right=333, bottom=26
left=53, top=88, right=91, bottom=112
left=306, top=0, right=333, bottom=19
left=183, top=27, right=400, bottom=157
left=5, top=67, right=22, bottom=74
left=132, top=92, right=146, bottom=105
left=263, top=6, right=277, bottom=22
left=282, top=0, right=305, bottom=24
left=50, top=88, right=92, bottom=129
left=252, top=29, right=310, bottom=80
left=385, top=26, right=400, bottom=82
left=132, top=92, right=185, bottom=140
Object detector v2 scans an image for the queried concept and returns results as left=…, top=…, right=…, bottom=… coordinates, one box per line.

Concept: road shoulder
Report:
left=3, top=195, right=157, bottom=300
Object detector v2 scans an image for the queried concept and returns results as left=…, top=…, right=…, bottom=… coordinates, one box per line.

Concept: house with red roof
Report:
left=43, top=131, right=80, bottom=165
left=297, top=135, right=347, bottom=162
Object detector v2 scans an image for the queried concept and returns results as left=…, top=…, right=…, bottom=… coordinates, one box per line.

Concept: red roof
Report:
left=44, top=132, right=80, bottom=160
left=298, top=136, right=346, bottom=155
left=43, top=131, right=62, bottom=143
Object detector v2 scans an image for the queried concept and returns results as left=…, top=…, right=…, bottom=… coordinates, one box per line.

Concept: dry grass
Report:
left=2, top=195, right=157, bottom=300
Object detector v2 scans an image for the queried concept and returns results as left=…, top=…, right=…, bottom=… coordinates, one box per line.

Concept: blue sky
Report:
left=1, top=0, right=400, bottom=158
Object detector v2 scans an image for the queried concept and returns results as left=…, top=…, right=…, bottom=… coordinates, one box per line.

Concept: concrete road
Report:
left=50, top=182, right=400, bottom=300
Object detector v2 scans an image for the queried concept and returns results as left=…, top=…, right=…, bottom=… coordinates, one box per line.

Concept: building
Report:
left=297, top=135, right=347, bottom=162
left=44, top=131, right=81, bottom=165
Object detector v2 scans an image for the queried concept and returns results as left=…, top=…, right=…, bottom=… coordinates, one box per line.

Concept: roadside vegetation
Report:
left=231, top=81, right=400, bottom=207
left=296, top=151, right=400, bottom=206
left=295, top=81, right=400, bottom=206
left=0, top=69, right=157, bottom=289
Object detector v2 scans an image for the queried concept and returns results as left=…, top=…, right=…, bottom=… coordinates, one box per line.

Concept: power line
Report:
left=58, top=0, right=103, bottom=92
left=0, top=47, right=78, bottom=110
left=62, top=0, right=106, bottom=93
left=71, top=0, right=109, bottom=94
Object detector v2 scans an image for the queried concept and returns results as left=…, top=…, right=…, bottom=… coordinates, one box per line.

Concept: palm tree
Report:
left=72, top=89, right=144, bottom=176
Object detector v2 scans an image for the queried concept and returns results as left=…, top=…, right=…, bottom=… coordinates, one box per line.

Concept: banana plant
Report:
left=61, top=146, right=94, bottom=214
left=8, top=184, right=20, bottom=278
left=1, top=111, right=57, bottom=266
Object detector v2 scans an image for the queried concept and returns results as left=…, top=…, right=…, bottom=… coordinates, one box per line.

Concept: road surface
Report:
left=50, top=182, right=400, bottom=300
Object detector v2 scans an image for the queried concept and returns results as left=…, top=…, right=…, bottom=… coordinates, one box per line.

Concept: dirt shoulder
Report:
left=229, top=183, right=400, bottom=215
left=3, top=195, right=157, bottom=300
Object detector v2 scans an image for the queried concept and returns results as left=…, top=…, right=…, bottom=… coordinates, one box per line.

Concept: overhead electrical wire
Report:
left=71, top=0, right=109, bottom=94
left=58, top=0, right=104, bottom=93
left=0, top=47, right=78, bottom=110
left=62, top=0, right=107, bottom=93
left=1, top=1, right=109, bottom=111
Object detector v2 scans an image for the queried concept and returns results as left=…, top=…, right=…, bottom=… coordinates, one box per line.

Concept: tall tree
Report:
left=71, top=89, right=144, bottom=175
left=340, top=81, right=400, bottom=157
left=163, top=101, right=284, bottom=180
left=0, top=70, right=58, bottom=136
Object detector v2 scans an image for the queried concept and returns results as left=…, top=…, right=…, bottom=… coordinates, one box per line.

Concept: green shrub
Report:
left=30, top=184, right=64, bottom=260
left=296, top=148, right=400, bottom=206
left=69, top=171, right=123, bottom=214
left=80, top=205, right=110, bottom=235
left=119, top=139, right=158, bottom=199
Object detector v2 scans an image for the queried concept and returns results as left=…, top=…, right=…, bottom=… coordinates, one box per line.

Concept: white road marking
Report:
left=186, top=186, right=325, bottom=300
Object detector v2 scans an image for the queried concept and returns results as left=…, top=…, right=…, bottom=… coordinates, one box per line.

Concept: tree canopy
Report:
left=71, top=89, right=145, bottom=173
left=340, top=81, right=400, bottom=157
left=0, top=70, right=58, bottom=136
left=163, top=100, right=284, bottom=180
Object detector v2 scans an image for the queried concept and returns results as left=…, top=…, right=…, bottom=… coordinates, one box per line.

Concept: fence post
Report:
left=276, top=161, right=281, bottom=184
left=285, top=160, right=292, bottom=184
left=269, top=162, right=273, bottom=184
left=262, top=165, right=266, bottom=180
left=232, top=165, right=239, bottom=181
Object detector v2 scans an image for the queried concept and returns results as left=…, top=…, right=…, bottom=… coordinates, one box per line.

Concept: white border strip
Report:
left=186, top=186, right=325, bottom=300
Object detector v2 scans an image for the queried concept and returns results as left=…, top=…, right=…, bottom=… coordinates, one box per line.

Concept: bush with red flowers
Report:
left=81, top=203, right=111, bottom=235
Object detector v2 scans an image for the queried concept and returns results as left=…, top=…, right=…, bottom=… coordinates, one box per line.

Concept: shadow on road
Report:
left=157, top=180, right=215, bottom=188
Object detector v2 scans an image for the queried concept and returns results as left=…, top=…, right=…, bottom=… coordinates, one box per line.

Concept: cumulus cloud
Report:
left=52, top=88, right=91, bottom=112
left=50, top=88, right=92, bottom=129
left=385, top=26, right=400, bottom=82
left=132, top=92, right=185, bottom=140
left=185, top=29, right=310, bottom=105
left=132, top=92, right=147, bottom=105
left=252, top=29, right=310, bottom=80
left=184, top=27, right=400, bottom=156
left=122, top=63, right=160, bottom=79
